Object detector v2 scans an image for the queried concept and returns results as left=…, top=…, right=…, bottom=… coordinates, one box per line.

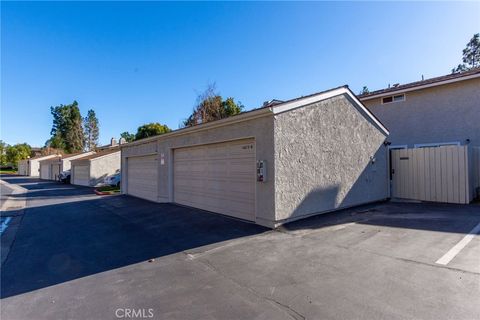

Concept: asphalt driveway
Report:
left=1, top=176, right=479, bottom=320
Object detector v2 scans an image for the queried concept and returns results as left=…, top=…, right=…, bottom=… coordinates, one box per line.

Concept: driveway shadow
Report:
left=0, top=192, right=267, bottom=299
left=282, top=201, right=480, bottom=235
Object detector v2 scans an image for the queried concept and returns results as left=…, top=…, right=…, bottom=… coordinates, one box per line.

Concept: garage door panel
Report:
left=127, top=155, right=158, bottom=202
left=174, top=139, right=255, bottom=221
left=40, top=165, right=50, bottom=179
left=73, top=165, right=90, bottom=186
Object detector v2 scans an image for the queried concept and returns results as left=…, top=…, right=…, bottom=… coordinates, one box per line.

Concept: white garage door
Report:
left=40, top=164, right=50, bottom=180
left=73, top=165, right=90, bottom=186
left=174, top=139, right=255, bottom=221
left=127, top=155, right=158, bottom=202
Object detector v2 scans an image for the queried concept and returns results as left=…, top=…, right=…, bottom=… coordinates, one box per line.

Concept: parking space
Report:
left=1, top=177, right=479, bottom=320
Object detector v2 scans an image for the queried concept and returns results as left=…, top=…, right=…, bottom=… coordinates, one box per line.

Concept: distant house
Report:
left=38, top=151, right=95, bottom=180
left=359, top=68, right=480, bottom=149
left=70, top=148, right=120, bottom=187
left=17, top=154, right=58, bottom=177
left=30, top=147, right=43, bottom=157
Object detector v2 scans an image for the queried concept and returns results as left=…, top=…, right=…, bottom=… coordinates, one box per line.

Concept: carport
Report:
left=121, top=86, right=390, bottom=227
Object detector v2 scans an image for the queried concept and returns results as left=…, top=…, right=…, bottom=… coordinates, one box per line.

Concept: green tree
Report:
left=452, top=33, right=480, bottom=73
left=84, top=109, right=100, bottom=151
left=183, top=83, right=244, bottom=127
left=135, top=123, right=171, bottom=140
left=6, top=143, right=31, bottom=168
left=49, top=101, right=84, bottom=153
left=0, top=140, right=8, bottom=167
left=359, top=86, right=370, bottom=95
left=120, top=131, right=135, bottom=143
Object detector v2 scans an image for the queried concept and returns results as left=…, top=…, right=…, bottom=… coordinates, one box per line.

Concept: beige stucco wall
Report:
left=26, top=155, right=57, bottom=177
left=273, top=94, right=389, bottom=224
left=362, top=78, right=480, bottom=147
left=122, top=115, right=277, bottom=226
left=89, top=152, right=121, bottom=186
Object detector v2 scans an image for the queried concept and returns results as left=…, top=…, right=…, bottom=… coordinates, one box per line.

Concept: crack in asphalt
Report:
left=193, top=257, right=305, bottom=320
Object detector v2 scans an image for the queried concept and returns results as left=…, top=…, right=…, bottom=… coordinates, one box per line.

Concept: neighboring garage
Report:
left=121, top=86, right=390, bottom=228
left=125, top=154, right=158, bottom=202
left=17, top=154, right=58, bottom=177
left=38, top=152, right=94, bottom=181
left=71, top=148, right=120, bottom=187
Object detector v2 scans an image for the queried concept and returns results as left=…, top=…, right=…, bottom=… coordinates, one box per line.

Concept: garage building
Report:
left=121, top=86, right=390, bottom=228
left=38, top=152, right=94, bottom=180
left=70, top=148, right=120, bottom=186
left=17, top=154, right=58, bottom=177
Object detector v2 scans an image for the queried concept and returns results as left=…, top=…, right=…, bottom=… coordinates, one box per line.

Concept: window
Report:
left=382, top=94, right=405, bottom=104
left=414, top=142, right=460, bottom=148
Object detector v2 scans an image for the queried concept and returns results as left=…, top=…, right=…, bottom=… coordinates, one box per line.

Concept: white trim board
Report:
left=388, top=145, right=408, bottom=150
left=271, top=87, right=389, bottom=136
left=414, top=141, right=461, bottom=148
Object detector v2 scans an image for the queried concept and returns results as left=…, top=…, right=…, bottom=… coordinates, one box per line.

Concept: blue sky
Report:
left=2, top=1, right=479, bottom=147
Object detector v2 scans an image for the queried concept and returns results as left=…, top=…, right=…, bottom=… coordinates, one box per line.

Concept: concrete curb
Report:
left=0, top=179, right=27, bottom=212
left=94, top=189, right=120, bottom=196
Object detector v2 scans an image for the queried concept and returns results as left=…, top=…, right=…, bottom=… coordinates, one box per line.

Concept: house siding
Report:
left=274, top=94, right=389, bottom=223
left=362, top=78, right=480, bottom=147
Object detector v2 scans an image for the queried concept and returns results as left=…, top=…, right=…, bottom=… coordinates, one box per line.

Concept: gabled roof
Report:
left=24, top=154, right=58, bottom=161
left=38, top=155, right=62, bottom=163
left=359, top=68, right=480, bottom=100
left=71, top=148, right=120, bottom=162
left=122, top=85, right=389, bottom=148
left=38, top=152, right=92, bottom=163
left=269, top=86, right=389, bottom=135
left=62, top=151, right=88, bottom=159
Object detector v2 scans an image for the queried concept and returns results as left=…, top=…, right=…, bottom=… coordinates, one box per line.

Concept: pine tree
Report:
left=452, top=33, right=480, bottom=73
left=48, top=101, right=85, bottom=153
left=84, top=109, right=100, bottom=151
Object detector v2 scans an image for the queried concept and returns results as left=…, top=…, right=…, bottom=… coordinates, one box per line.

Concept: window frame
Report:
left=413, top=141, right=461, bottom=148
left=381, top=93, right=406, bottom=105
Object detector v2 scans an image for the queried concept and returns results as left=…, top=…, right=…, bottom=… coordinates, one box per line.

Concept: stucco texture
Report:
left=274, top=94, right=389, bottom=222
left=89, top=152, right=121, bottom=186
left=363, top=78, right=480, bottom=147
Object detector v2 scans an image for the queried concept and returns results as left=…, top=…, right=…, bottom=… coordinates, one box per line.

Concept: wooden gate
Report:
left=391, top=146, right=470, bottom=204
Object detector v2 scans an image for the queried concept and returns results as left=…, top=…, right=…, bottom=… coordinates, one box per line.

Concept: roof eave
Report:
left=360, top=72, right=480, bottom=101
left=121, top=107, right=274, bottom=148
left=271, top=87, right=389, bottom=136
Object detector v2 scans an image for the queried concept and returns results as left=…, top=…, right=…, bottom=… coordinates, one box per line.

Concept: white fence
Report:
left=391, top=146, right=473, bottom=204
